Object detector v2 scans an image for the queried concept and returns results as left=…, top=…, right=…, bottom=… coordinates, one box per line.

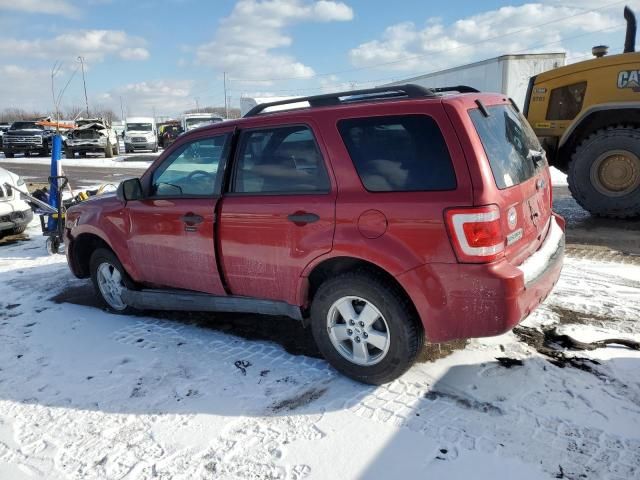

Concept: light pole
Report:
left=77, top=56, right=89, bottom=117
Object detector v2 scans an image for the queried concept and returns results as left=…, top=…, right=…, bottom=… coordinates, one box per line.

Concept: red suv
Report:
left=64, top=85, right=565, bottom=384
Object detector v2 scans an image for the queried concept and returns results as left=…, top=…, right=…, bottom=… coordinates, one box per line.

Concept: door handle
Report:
left=287, top=212, right=320, bottom=225
left=181, top=213, right=204, bottom=225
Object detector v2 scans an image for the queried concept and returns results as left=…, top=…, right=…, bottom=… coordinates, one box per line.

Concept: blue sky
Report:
left=0, top=0, right=636, bottom=116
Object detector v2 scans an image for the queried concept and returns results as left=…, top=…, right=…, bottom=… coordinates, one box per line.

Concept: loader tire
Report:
left=568, top=125, right=640, bottom=218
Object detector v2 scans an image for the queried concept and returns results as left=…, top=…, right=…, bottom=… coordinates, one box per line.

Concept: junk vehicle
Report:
left=2, top=120, right=54, bottom=158
left=65, top=118, right=120, bottom=158
left=524, top=6, right=640, bottom=218
left=0, top=167, right=33, bottom=238
left=160, top=124, right=182, bottom=149
left=124, top=117, right=157, bottom=153
left=64, top=84, right=565, bottom=384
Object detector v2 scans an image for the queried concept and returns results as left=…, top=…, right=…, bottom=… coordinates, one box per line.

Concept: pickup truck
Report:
left=2, top=121, right=53, bottom=157
left=64, top=84, right=565, bottom=384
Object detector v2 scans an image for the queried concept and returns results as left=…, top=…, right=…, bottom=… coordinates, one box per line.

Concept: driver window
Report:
left=151, top=135, right=228, bottom=197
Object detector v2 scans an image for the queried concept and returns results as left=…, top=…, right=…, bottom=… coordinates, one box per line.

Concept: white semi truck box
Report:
left=384, top=53, right=566, bottom=109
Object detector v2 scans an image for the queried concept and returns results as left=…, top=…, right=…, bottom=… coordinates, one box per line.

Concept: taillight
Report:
left=445, top=205, right=505, bottom=263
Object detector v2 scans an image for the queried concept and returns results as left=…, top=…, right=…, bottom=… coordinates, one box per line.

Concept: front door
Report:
left=219, top=123, right=336, bottom=304
left=126, top=133, right=230, bottom=294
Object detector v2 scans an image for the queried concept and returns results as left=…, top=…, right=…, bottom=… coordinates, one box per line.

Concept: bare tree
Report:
left=0, top=108, right=48, bottom=123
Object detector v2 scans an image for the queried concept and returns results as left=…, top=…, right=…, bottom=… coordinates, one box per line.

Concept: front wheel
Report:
left=89, top=248, right=136, bottom=314
left=310, top=271, right=423, bottom=384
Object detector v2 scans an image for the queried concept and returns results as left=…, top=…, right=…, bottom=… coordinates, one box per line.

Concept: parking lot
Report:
left=1, top=154, right=639, bottom=479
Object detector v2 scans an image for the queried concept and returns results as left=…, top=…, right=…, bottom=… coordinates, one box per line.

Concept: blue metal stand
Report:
left=47, top=134, right=63, bottom=231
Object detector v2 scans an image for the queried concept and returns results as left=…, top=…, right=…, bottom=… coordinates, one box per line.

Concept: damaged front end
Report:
left=65, top=120, right=118, bottom=158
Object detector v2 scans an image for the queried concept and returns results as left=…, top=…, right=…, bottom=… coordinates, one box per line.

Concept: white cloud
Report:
left=0, top=65, right=58, bottom=111
left=195, top=0, right=353, bottom=84
left=120, top=47, right=150, bottom=61
left=0, top=0, right=79, bottom=17
left=348, top=2, right=627, bottom=73
left=105, top=80, right=195, bottom=115
left=0, top=30, right=149, bottom=63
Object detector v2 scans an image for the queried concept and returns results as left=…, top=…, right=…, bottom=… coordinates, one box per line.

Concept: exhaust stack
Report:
left=624, top=6, right=636, bottom=53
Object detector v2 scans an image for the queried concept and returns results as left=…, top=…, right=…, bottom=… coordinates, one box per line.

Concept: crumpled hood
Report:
left=0, top=167, right=18, bottom=186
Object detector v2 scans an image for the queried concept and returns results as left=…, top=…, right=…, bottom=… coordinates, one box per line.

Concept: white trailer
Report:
left=384, top=53, right=566, bottom=109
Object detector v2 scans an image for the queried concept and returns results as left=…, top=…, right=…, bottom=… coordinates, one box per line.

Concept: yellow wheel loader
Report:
left=525, top=6, right=640, bottom=218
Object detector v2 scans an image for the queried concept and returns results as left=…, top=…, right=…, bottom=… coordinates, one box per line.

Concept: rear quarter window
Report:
left=470, top=105, right=544, bottom=189
left=338, top=115, right=456, bottom=192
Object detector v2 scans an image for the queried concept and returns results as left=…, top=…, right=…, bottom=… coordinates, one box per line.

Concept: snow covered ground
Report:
left=1, top=221, right=640, bottom=479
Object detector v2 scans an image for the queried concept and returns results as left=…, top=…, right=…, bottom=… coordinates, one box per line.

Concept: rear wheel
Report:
left=4, top=151, right=14, bottom=158
left=310, top=271, right=423, bottom=384
left=568, top=126, right=640, bottom=218
left=89, top=248, right=136, bottom=314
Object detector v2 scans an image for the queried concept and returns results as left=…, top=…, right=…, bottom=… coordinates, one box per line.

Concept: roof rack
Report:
left=244, top=84, right=435, bottom=117
left=430, top=85, right=479, bottom=94
left=243, top=83, right=480, bottom=117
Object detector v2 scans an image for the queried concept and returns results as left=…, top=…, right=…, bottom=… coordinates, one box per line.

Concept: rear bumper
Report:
left=0, top=208, right=33, bottom=232
left=398, top=214, right=565, bottom=343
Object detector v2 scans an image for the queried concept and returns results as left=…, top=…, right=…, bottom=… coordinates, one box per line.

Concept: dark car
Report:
left=64, top=84, right=565, bottom=384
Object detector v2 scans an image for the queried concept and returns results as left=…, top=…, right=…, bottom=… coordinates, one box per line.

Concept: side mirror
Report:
left=117, top=178, right=143, bottom=202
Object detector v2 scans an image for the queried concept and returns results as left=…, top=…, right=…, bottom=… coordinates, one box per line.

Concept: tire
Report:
left=310, top=270, right=423, bottom=385
left=65, top=149, right=75, bottom=159
left=79, top=151, right=87, bottom=158
left=89, top=248, right=137, bottom=314
left=4, top=151, right=14, bottom=158
left=568, top=125, right=640, bottom=218
left=39, top=149, right=48, bottom=157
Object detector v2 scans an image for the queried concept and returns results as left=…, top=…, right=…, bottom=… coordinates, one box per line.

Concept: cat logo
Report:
left=617, top=70, right=640, bottom=92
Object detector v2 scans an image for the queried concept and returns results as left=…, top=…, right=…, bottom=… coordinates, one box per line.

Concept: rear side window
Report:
left=233, top=125, right=330, bottom=194
left=470, top=105, right=544, bottom=189
left=546, top=82, right=586, bottom=120
left=338, top=115, right=456, bottom=192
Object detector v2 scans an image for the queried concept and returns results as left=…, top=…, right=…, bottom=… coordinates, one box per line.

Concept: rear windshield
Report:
left=470, top=105, right=543, bottom=189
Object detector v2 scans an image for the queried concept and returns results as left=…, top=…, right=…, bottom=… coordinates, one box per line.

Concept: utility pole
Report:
left=119, top=96, right=125, bottom=120
left=77, top=56, right=89, bottom=117
left=224, top=72, right=229, bottom=119
left=195, top=97, right=200, bottom=113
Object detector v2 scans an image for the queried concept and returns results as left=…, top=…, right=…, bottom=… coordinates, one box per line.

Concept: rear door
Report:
left=469, top=103, right=552, bottom=262
left=125, top=132, right=231, bottom=294
left=219, top=122, right=336, bottom=304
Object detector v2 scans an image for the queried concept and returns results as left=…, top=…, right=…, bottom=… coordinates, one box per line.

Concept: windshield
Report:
left=10, top=122, right=42, bottom=130
left=185, top=118, right=219, bottom=129
left=126, top=123, right=152, bottom=132
left=469, top=104, right=544, bottom=189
